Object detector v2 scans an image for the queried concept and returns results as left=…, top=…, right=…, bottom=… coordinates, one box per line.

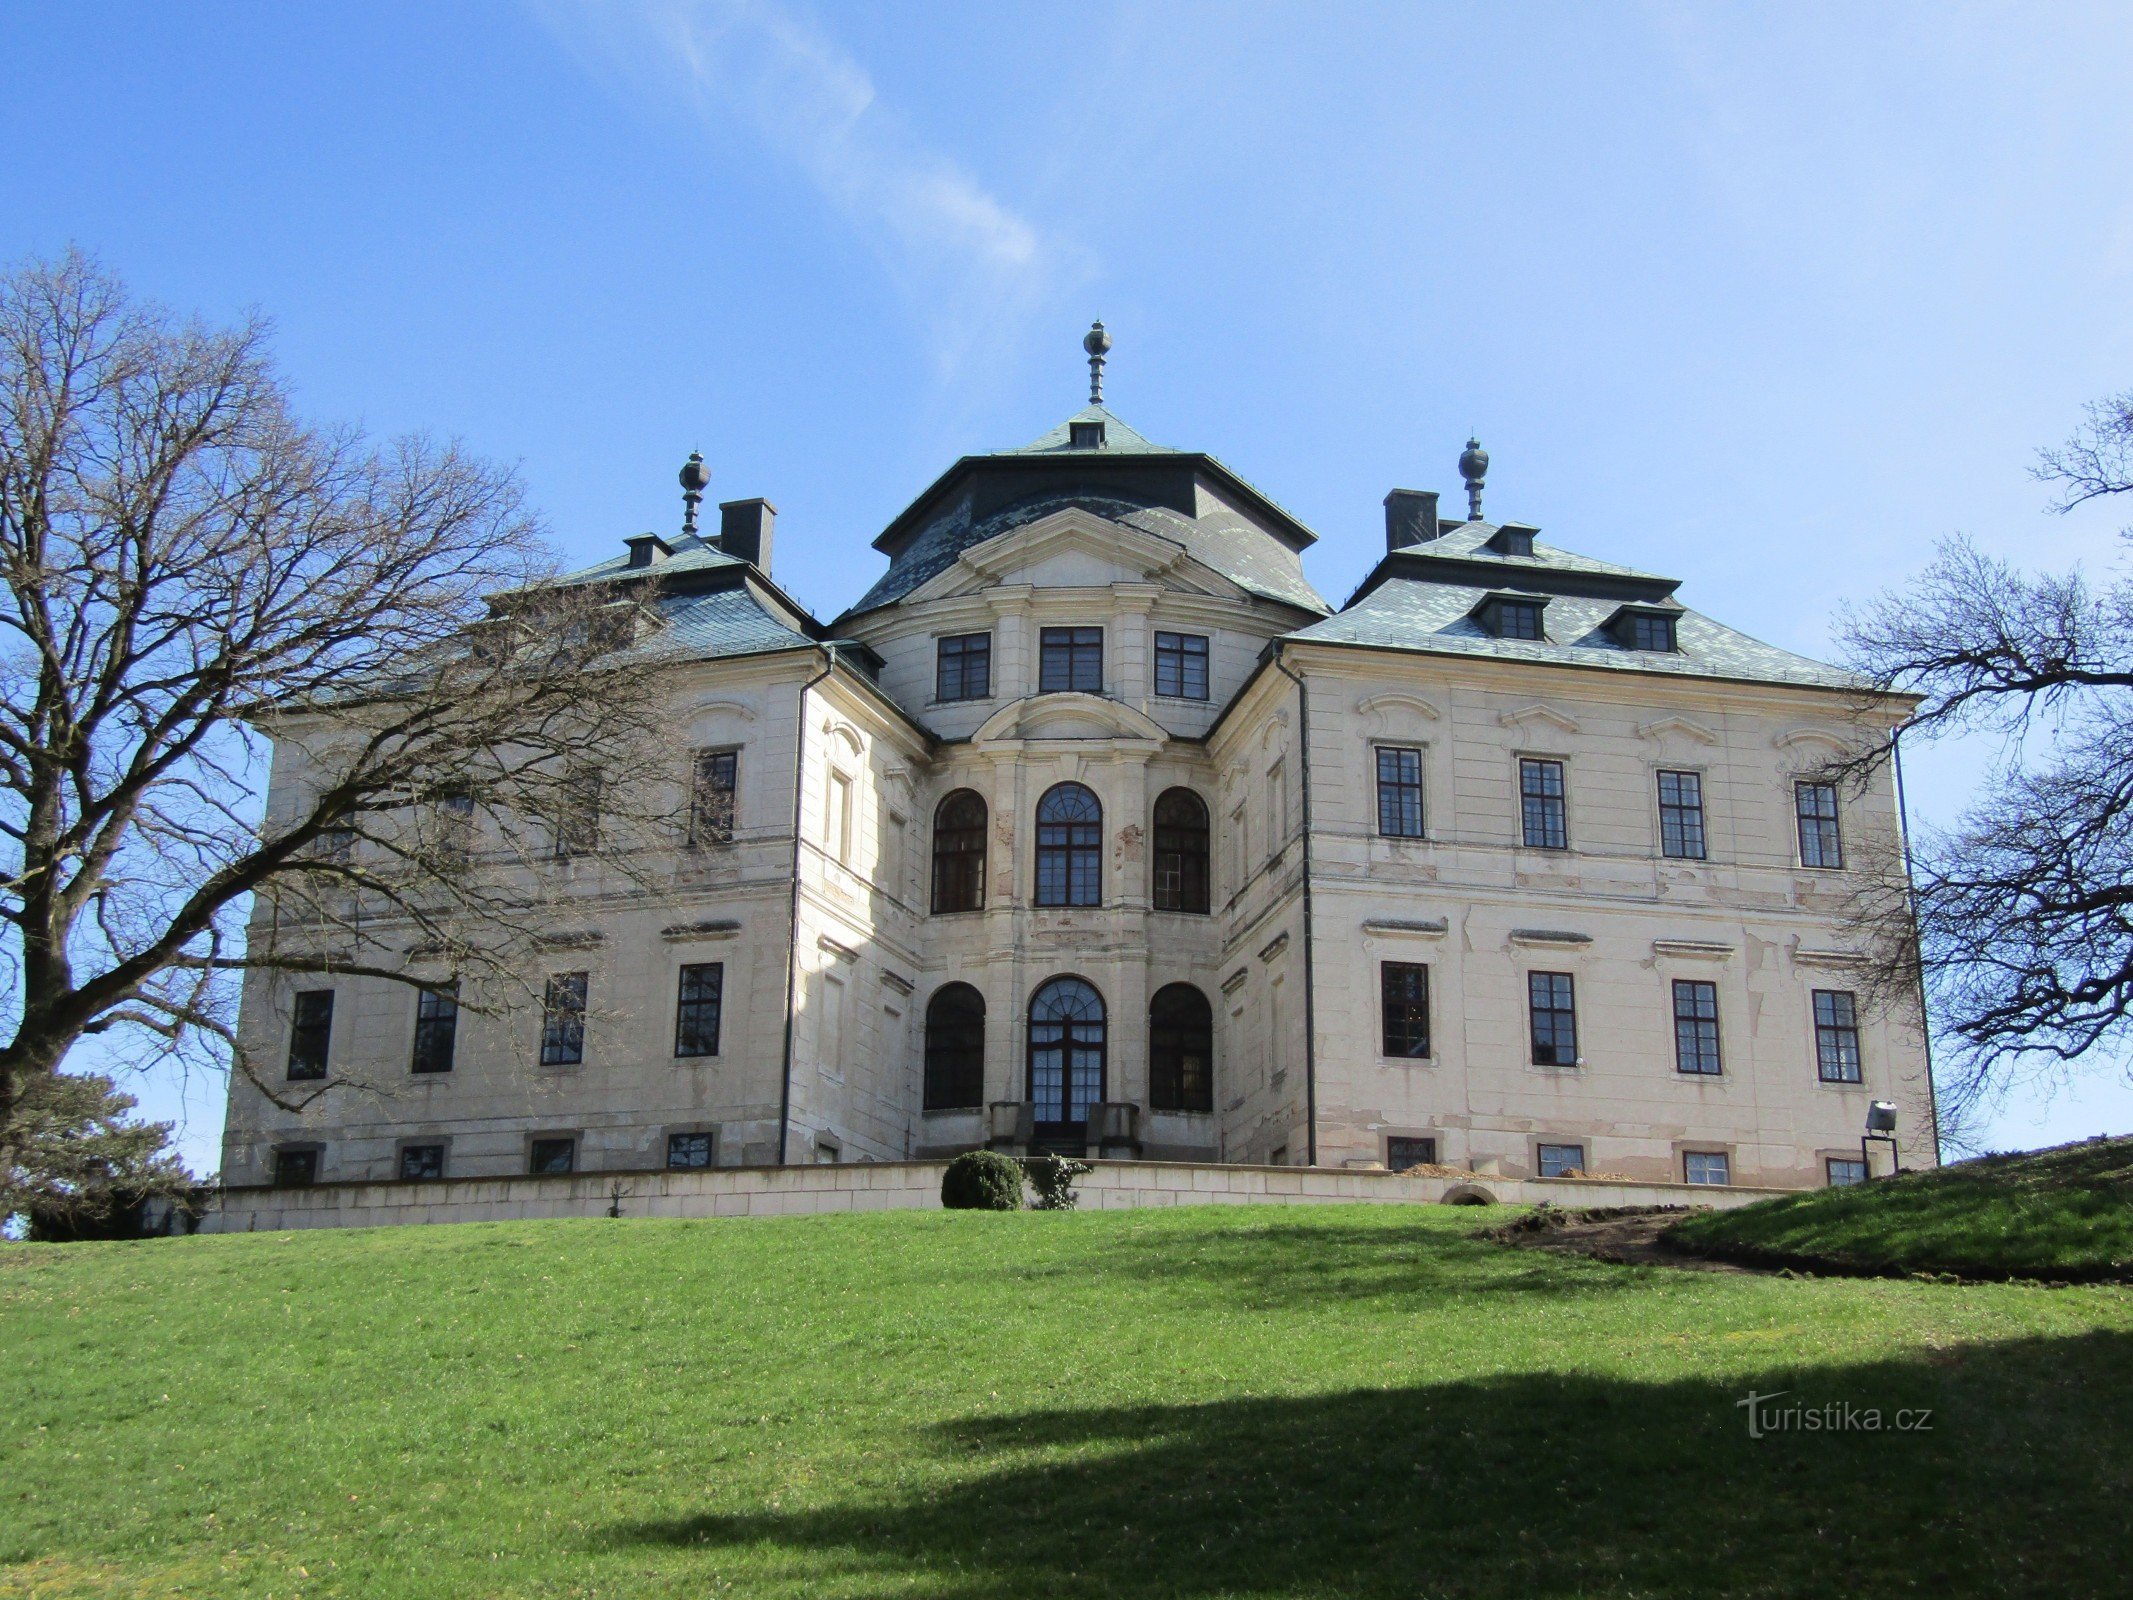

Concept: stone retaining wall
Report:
left=204, top=1159, right=1789, bottom=1232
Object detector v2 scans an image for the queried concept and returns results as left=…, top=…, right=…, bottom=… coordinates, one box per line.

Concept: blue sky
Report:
left=6, top=1, right=2133, bottom=1168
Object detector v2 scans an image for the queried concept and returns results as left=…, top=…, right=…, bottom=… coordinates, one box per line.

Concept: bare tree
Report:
left=0, top=250, right=680, bottom=1141
left=1839, top=389, right=2133, bottom=1128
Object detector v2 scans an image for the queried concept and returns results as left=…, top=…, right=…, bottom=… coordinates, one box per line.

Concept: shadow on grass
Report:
left=603, top=1329, right=2133, bottom=1598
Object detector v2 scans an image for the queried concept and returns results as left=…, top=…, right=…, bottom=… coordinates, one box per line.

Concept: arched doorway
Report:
left=1028, top=976, right=1106, bottom=1149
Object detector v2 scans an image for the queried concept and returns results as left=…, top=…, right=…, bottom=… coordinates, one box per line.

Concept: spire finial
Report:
left=679, top=450, right=710, bottom=539
left=1083, top=320, right=1111, bottom=406
left=1458, top=436, right=1489, bottom=521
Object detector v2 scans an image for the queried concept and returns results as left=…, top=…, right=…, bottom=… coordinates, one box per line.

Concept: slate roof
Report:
left=555, top=532, right=747, bottom=588
left=1290, top=523, right=1863, bottom=692
left=550, top=533, right=817, bottom=664
left=843, top=407, right=1331, bottom=620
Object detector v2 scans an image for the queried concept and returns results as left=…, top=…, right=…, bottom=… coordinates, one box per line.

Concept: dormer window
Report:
left=1488, top=523, right=1539, bottom=557
left=1477, top=595, right=1547, bottom=641
left=1609, top=607, right=1679, bottom=652
left=1068, top=419, right=1106, bottom=449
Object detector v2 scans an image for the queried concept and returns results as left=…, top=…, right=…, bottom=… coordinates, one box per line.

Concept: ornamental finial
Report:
left=1083, top=320, right=1111, bottom=406
left=1458, top=436, right=1489, bottom=521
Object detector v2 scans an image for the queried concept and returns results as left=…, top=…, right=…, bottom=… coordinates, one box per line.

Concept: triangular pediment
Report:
left=972, top=692, right=1169, bottom=746
left=903, top=508, right=1246, bottom=604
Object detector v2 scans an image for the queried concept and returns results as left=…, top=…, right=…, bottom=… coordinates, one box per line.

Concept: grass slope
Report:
left=4, top=1205, right=2132, bottom=1598
left=1670, top=1137, right=2133, bottom=1280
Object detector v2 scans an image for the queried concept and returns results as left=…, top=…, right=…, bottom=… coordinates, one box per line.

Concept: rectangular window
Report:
left=1376, top=746, right=1425, bottom=838
left=667, top=1131, right=715, bottom=1170
left=272, top=1148, right=320, bottom=1187
left=1627, top=613, right=1676, bottom=651
left=1796, top=781, right=1843, bottom=869
left=1495, top=599, right=1546, bottom=640
left=675, top=962, right=725, bottom=1058
left=1519, top=758, right=1568, bottom=850
left=1684, top=1150, right=1731, bottom=1186
left=828, top=772, right=853, bottom=863
left=1657, top=770, right=1707, bottom=860
left=818, top=971, right=847, bottom=1070
left=1536, top=1143, right=1585, bottom=1178
left=433, top=789, right=474, bottom=863
left=1672, top=979, right=1722, bottom=1075
left=529, top=1137, right=576, bottom=1175
left=1826, top=1156, right=1869, bottom=1187
left=540, top=971, right=589, bottom=1066
left=1153, top=631, right=1210, bottom=699
left=1386, top=1136, right=1438, bottom=1171
left=1813, top=989, right=1863, bottom=1082
left=1379, top=961, right=1432, bottom=1058
left=1528, top=971, right=1578, bottom=1066
left=286, top=990, right=334, bottom=1081
left=399, top=1143, right=445, bottom=1181
left=935, top=633, right=992, bottom=701
left=552, top=766, right=600, bottom=858
left=1038, top=626, right=1103, bottom=693
left=690, top=749, right=738, bottom=846
left=410, top=980, right=459, bottom=1074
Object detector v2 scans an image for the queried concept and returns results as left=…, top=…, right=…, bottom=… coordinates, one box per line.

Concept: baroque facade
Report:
left=222, top=367, right=1937, bottom=1193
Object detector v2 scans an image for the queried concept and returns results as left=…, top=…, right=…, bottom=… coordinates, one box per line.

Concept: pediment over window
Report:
left=1636, top=714, right=1718, bottom=745
left=972, top=693, right=1168, bottom=746
left=906, top=508, right=1244, bottom=603
left=1497, top=702, right=1581, bottom=735
left=1773, top=726, right=1853, bottom=754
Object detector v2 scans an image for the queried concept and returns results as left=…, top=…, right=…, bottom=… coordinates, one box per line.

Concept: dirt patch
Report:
left=1487, top=1204, right=1750, bottom=1273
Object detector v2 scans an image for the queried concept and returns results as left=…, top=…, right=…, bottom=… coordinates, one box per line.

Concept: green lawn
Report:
left=4, top=1205, right=2131, bottom=1598
left=1670, top=1136, right=2133, bottom=1280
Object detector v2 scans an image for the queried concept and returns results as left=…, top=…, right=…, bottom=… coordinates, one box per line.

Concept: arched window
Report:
left=1028, top=976, right=1106, bottom=1138
left=1149, top=983, right=1214, bottom=1112
left=1152, top=788, right=1211, bottom=913
left=923, top=983, right=986, bottom=1110
left=1035, top=783, right=1102, bottom=907
left=931, top=790, right=988, bottom=913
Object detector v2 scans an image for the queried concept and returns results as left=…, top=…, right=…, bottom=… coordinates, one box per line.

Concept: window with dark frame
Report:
left=1153, top=631, right=1210, bottom=699
left=1148, top=983, right=1214, bottom=1112
left=1152, top=788, right=1211, bottom=913
left=529, top=1137, right=576, bottom=1175
left=1672, top=979, right=1722, bottom=1074
left=1528, top=971, right=1578, bottom=1065
left=674, top=962, right=724, bottom=1058
left=1034, top=782, right=1102, bottom=906
left=399, top=1144, right=445, bottom=1180
left=1536, top=1143, right=1585, bottom=1178
left=1519, top=758, right=1568, bottom=849
left=930, top=790, right=988, bottom=913
left=1376, top=746, right=1425, bottom=838
left=286, top=990, right=334, bottom=1081
left=1657, top=770, right=1707, bottom=860
left=540, top=971, right=589, bottom=1066
left=1826, top=1156, right=1868, bottom=1187
left=667, top=1131, right=715, bottom=1170
left=433, top=789, right=474, bottom=862
left=1038, top=626, right=1103, bottom=693
left=410, top=980, right=459, bottom=1074
left=1684, top=1151, right=1731, bottom=1185
left=1493, top=599, right=1546, bottom=640
left=273, top=1148, right=320, bottom=1187
left=1386, top=1136, right=1438, bottom=1171
left=1626, top=612, right=1677, bottom=651
left=935, top=633, right=992, bottom=702
left=1813, top=989, right=1863, bottom=1082
left=690, top=749, right=739, bottom=846
left=1795, top=781, right=1843, bottom=869
left=923, top=983, right=986, bottom=1110
left=1380, top=961, right=1432, bottom=1058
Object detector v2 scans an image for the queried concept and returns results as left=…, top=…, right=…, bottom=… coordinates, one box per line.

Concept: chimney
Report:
left=1384, top=488, right=1440, bottom=551
left=718, top=498, right=777, bottom=572
left=625, top=533, right=672, bottom=569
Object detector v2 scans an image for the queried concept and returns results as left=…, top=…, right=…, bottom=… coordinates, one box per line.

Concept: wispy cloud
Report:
left=536, top=0, right=1086, bottom=377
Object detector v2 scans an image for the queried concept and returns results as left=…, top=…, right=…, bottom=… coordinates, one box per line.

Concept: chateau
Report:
left=221, top=333, right=1936, bottom=1195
